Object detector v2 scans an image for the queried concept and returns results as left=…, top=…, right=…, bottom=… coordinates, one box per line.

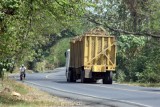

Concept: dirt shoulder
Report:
left=0, top=78, right=90, bottom=107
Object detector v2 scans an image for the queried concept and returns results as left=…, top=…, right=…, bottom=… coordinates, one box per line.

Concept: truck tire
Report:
left=71, top=70, right=76, bottom=82
left=81, top=70, right=87, bottom=83
left=103, top=71, right=112, bottom=84
left=66, top=69, right=71, bottom=82
left=90, top=79, right=97, bottom=83
left=67, top=69, right=76, bottom=82
left=66, top=69, right=70, bottom=82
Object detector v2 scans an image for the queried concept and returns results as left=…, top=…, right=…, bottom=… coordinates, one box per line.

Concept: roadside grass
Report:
left=0, top=78, right=79, bottom=107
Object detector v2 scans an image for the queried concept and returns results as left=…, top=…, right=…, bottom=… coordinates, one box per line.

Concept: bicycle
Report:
left=20, top=72, right=25, bottom=81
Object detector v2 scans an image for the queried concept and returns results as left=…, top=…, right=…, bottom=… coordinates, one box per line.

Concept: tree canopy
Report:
left=85, top=0, right=160, bottom=38
left=0, top=0, right=86, bottom=62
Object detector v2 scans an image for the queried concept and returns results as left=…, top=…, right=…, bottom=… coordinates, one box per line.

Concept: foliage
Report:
left=0, top=58, right=15, bottom=79
left=0, top=0, right=88, bottom=75
left=116, top=35, right=146, bottom=82
left=85, top=0, right=160, bottom=37
left=138, top=40, right=160, bottom=83
left=117, top=36, right=160, bottom=83
left=33, top=61, right=46, bottom=72
left=46, top=38, right=70, bottom=67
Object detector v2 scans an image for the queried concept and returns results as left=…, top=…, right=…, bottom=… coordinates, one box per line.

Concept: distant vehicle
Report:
left=65, top=27, right=116, bottom=84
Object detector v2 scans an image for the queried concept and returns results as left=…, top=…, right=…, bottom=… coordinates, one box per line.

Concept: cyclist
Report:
left=19, top=64, right=26, bottom=79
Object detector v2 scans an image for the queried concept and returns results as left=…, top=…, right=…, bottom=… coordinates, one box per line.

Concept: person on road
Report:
left=19, top=64, right=26, bottom=79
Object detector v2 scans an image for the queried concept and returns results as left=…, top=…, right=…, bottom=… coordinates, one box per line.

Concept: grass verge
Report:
left=0, top=78, right=80, bottom=107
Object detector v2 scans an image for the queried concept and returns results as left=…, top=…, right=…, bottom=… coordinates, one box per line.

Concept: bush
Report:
left=46, top=38, right=70, bottom=67
left=116, top=37, right=160, bottom=83
left=116, top=69, right=126, bottom=82
left=33, top=61, right=46, bottom=72
left=116, top=35, right=146, bottom=82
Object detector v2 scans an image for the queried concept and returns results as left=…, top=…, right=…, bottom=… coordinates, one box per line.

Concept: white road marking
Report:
left=46, top=73, right=53, bottom=79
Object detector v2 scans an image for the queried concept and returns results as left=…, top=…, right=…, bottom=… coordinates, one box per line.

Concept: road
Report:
left=15, top=67, right=160, bottom=107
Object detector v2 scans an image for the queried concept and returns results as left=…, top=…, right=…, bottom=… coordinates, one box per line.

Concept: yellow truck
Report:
left=65, top=27, right=116, bottom=84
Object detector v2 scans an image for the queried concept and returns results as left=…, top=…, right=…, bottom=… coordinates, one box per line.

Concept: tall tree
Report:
left=85, top=0, right=160, bottom=38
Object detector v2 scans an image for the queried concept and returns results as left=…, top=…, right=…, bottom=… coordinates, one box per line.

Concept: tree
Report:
left=85, top=0, right=160, bottom=38
left=0, top=0, right=88, bottom=76
left=117, top=35, right=146, bottom=82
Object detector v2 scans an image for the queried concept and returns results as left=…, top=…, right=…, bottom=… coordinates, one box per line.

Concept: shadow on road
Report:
left=54, top=80, right=101, bottom=85
left=141, top=89, right=160, bottom=92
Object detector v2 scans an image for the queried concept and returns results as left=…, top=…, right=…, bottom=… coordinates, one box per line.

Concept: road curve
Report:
left=14, top=67, right=160, bottom=107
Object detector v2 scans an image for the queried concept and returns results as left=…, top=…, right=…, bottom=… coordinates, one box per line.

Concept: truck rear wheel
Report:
left=103, top=71, right=112, bottom=84
left=81, top=70, right=87, bottom=83
left=86, top=79, right=97, bottom=83
left=91, top=79, right=97, bottom=83
left=71, top=70, right=76, bottom=82
left=67, top=69, right=76, bottom=82
left=66, top=69, right=71, bottom=82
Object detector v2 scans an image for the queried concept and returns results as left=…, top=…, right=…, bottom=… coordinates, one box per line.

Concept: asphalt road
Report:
left=15, top=67, right=160, bottom=107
